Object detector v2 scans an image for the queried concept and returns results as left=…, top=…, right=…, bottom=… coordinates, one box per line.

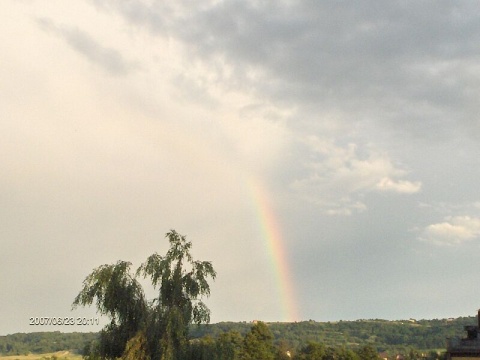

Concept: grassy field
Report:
left=0, top=351, right=82, bottom=360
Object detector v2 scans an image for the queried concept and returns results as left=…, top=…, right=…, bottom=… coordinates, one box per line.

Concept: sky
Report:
left=2, top=0, right=480, bottom=335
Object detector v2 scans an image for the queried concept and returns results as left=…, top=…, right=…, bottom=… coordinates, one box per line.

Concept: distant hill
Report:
left=0, top=316, right=476, bottom=356
left=189, top=316, right=476, bottom=352
left=0, top=331, right=97, bottom=356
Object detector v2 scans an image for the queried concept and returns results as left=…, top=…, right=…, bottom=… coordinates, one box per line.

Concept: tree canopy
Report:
left=241, top=321, right=276, bottom=360
left=72, top=230, right=216, bottom=360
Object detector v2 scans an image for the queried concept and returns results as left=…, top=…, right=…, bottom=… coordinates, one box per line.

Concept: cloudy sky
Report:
left=2, top=0, right=480, bottom=335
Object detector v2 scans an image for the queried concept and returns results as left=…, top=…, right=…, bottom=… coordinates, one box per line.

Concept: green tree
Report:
left=138, top=230, right=216, bottom=360
left=216, top=331, right=244, bottom=360
left=241, top=322, right=276, bottom=360
left=122, top=331, right=150, bottom=360
left=356, top=345, right=380, bottom=360
left=73, top=230, right=216, bottom=360
left=72, top=260, right=147, bottom=359
left=297, top=341, right=326, bottom=360
left=186, top=336, right=218, bottom=360
left=336, top=348, right=360, bottom=360
left=275, top=339, right=293, bottom=360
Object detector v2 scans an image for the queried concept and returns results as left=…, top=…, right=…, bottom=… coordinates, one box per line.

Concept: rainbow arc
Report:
left=249, top=178, right=299, bottom=322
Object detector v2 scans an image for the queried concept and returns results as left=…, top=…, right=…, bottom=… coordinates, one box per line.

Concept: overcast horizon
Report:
left=3, top=0, right=480, bottom=336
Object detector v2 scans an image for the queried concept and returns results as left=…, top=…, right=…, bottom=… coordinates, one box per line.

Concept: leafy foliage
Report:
left=241, top=322, right=276, bottom=360
left=121, top=331, right=150, bottom=360
left=72, top=230, right=215, bottom=360
left=72, top=261, right=147, bottom=359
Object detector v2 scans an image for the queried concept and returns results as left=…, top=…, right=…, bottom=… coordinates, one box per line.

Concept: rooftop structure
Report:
left=446, top=310, right=480, bottom=360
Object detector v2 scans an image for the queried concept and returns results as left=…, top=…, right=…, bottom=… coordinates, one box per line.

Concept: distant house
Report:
left=446, top=310, right=480, bottom=360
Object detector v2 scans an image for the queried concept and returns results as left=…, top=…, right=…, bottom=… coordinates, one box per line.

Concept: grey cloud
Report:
left=37, top=18, right=136, bottom=76
left=89, top=0, right=170, bottom=34
left=81, top=0, right=480, bottom=223
left=91, top=1, right=480, bottom=139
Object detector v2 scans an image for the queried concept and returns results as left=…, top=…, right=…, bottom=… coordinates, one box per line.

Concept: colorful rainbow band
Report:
left=249, top=178, right=299, bottom=322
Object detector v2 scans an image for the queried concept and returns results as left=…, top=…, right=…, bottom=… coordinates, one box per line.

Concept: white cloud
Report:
left=419, top=216, right=480, bottom=246
left=325, top=201, right=367, bottom=216
left=376, top=177, right=422, bottom=194
left=291, top=136, right=421, bottom=215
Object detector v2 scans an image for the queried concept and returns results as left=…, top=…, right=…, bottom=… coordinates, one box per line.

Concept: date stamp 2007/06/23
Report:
left=29, top=317, right=100, bottom=326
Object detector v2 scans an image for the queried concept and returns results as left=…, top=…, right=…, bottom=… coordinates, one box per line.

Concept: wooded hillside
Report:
left=1, top=316, right=474, bottom=356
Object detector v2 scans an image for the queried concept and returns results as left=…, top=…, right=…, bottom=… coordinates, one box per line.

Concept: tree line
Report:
left=189, top=317, right=472, bottom=353
left=1, top=316, right=471, bottom=358
left=0, top=331, right=97, bottom=356
left=183, top=320, right=385, bottom=360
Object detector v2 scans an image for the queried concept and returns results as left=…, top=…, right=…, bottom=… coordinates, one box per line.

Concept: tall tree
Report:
left=72, top=261, right=147, bottom=359
left=137, top=230, right=216, bottom=360
left=73, top=230, right=216, bottom=360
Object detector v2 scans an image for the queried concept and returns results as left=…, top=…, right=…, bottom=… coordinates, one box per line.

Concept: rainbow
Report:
left=249, top=178, right=300, bottom=322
